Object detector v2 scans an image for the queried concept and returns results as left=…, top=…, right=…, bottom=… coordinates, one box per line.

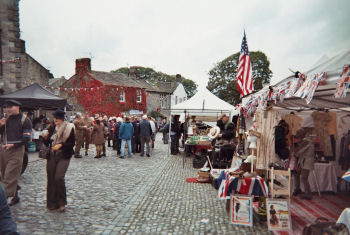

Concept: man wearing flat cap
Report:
left=0, top=99, right=32, bottom=206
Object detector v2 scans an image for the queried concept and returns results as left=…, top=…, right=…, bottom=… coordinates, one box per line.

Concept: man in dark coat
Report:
left=132, top=117, right=141, bottom=153
left=113, top=117, right=122, bottom=154
left=170, top=115, right=181, bottom=155
left=0, top=99, right=32, bottom=206
left=139, top=115, right=152, bottom=157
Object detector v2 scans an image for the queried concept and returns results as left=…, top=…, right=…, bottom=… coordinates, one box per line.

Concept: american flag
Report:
left=236, top=32, right=253, bottom=97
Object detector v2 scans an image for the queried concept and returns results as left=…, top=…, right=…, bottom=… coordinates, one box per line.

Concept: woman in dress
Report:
left=92, top=117, right=105, bottom=158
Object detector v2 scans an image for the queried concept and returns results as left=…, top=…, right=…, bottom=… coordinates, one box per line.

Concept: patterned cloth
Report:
left=217, top=171, right=269, bottom=200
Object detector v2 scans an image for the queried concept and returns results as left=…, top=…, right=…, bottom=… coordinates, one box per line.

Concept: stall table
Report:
left=300, top=162, right=338, bottom=193
left=185, top=143, right=211, bottom=156
left=217, top=170, right=269, bottom=199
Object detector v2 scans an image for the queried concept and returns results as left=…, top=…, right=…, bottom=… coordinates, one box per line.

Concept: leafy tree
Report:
left=207, top=51, right=272, bottom=105
left=112, top=67, right=197, bottom=98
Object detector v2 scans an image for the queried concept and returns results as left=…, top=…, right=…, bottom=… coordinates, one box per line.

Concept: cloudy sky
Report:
left=20, top=0, right=350, bottom=87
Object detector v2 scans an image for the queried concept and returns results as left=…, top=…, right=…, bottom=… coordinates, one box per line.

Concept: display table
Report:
left=217, top=171, right=269, bottom=199
left=185, top=143, right=211, bottom=155
left=302, top=162, right=338, bottom=193
left=337, top=208, right=350, bottom=232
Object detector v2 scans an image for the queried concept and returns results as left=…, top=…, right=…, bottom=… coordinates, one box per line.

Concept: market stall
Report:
left=168, top=88, right=238, bottom=169
left=209, top=50, right=350, bottom=233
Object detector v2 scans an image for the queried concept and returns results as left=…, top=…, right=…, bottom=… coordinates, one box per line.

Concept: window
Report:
left=136, top=90, right=142, bottom=103
left=161, top=94, right=167, bottom=108
left=120, top=90, right=125, bottom=102
left=179, top=98, right=183, bottom=103
left=184, top=97, right=186, bottom=101
left=175, top=96, right=178, bottom=104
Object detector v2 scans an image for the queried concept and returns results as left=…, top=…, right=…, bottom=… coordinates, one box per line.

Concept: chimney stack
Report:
left=129, top=66, right=138, bottom=79
left=75, top=58, right=91, bottom=76
left=175, top=74, right=182, bottom=83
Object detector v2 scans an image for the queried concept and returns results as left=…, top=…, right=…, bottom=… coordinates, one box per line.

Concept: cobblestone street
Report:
left=12, top=135, right=270, bottom=235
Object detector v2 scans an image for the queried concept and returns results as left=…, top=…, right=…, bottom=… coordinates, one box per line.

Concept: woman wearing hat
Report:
left=42, top=109, right=75, bottom=211
left=91, top=117, right=106, bottom=158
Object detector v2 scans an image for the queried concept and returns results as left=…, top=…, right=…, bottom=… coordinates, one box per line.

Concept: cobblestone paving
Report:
left=12, top=135, right=270, bottom=235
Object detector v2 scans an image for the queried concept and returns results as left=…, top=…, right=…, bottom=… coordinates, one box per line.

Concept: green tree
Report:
left=112, top=66, right=198, bottom=98
left=207, top=51, right=272, bottom=105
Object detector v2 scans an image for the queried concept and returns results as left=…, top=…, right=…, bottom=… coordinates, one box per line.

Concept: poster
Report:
left=230, top=195, right=253, bottom=227
left=266, top=199, right=292, bottom=231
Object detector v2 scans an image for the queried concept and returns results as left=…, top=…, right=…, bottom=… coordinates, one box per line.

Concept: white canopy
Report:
left=170, top=88, right=237, bottom=116
left=242, top=49, right=350, bottom=110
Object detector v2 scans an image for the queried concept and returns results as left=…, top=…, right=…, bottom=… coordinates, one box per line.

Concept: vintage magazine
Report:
left=230, top=195, right=253, bottom=227
left=266, top=198, right=292, bottom=231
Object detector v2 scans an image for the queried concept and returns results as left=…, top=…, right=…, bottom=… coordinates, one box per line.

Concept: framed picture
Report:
left=230, top=195, right=253, bottom=227
left=266, top=198, right=292, bottom=231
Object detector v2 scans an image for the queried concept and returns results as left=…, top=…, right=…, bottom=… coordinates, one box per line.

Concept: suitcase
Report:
left=302, top=217, right=349, bottom=235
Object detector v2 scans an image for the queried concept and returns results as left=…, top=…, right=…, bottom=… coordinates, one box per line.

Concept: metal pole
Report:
left=0, top=29, right=3, bottom=79
left=168, top=114, right=171, bottom=158
left=183, top=110, right=186, bottom=169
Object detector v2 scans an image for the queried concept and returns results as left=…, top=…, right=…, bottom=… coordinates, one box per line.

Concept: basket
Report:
left=197, top=170, right=210, bottom=178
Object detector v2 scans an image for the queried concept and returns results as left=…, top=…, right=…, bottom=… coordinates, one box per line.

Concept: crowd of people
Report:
left=71, top=113, right=159, bottom=159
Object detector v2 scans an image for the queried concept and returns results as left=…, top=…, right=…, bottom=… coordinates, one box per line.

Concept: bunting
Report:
left=335, top=64, right=350, bottom=98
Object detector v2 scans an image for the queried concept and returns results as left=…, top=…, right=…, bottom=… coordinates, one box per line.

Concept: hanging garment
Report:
left=339, top=133, right=350, bottom=169
left=283, top=113, right=302, bottom=136
left=312, top=111, right=332, bottom=156
left=255, top=109, right=281, bottom=169
left=274, top=121, right=290, bottom=160
left=327, top=111, right=338, bottom=140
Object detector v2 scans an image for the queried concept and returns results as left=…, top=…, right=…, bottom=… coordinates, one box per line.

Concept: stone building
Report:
left=0, top=0, right=52, bottom=94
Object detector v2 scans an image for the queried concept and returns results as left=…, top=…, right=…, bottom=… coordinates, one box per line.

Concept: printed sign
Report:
left=266, top=199, right=292, bottom=231
left=230, top=195, right=253, bottom=227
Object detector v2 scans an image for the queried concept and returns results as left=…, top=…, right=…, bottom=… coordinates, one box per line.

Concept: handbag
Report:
left=38, top=143, right=50, bottom=159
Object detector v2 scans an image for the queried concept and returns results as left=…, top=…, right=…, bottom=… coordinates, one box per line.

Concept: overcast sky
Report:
left=19, top=0, right=350, bottom=87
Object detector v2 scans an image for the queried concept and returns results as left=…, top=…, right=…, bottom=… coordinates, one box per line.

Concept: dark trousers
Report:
left=46, top=151, right=71, bottom=209
left=171, top=135, right=179, bottom=154
left=135, top=136, right=141, bottom=153
left=102, top=143, right=106, bottom=155
left=162, top=132, right=168, bottom=144
left=114, top=136, right=121, bottom=154
left=131, top=138, right=136, bottom=153
left=140, top=136, right=150, bottom=155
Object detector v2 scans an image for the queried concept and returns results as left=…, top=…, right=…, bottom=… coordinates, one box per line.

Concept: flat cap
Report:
left=3, top=99, right=21, bottom=107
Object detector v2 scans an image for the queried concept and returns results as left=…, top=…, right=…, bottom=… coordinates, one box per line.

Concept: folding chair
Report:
left=270, top=167, right=292, bottom=205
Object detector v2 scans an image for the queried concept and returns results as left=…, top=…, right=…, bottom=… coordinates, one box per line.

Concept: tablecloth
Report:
left=303, top=162, right=338, bottom=192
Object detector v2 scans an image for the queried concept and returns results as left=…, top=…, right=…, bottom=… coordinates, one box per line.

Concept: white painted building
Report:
left=171, top=83, right=187, bottom=108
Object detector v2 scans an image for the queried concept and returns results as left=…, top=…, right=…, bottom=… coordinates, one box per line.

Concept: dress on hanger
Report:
left=283, top=113, right=302, bottom=136
left=312, top=111, right=332, bottom=156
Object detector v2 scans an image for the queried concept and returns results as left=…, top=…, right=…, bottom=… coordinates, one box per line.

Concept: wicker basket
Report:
left=197, top=170, right=210, bottom=178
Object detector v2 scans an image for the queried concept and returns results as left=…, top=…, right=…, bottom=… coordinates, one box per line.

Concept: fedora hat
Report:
left=52, top=109, right=65, bottom=120
left=208, top=126, right=220, bottom=139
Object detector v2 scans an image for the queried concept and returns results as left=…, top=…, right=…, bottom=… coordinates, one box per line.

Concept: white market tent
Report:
left=170, top=88, right=238, bottom=117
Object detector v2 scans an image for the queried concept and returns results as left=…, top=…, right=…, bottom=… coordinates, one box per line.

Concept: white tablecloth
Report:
left=308, top=163, right=337, bottom=192
left=337, top=208, right=350, bottom=232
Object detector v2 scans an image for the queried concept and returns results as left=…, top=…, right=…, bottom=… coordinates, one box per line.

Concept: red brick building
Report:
left=61, top=58, right=149, bottom=116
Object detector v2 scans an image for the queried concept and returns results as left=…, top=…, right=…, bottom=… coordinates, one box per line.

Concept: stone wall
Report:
left=0, top=0, right=50, bottom=93
left=146, top=91, right=171, bottom=117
